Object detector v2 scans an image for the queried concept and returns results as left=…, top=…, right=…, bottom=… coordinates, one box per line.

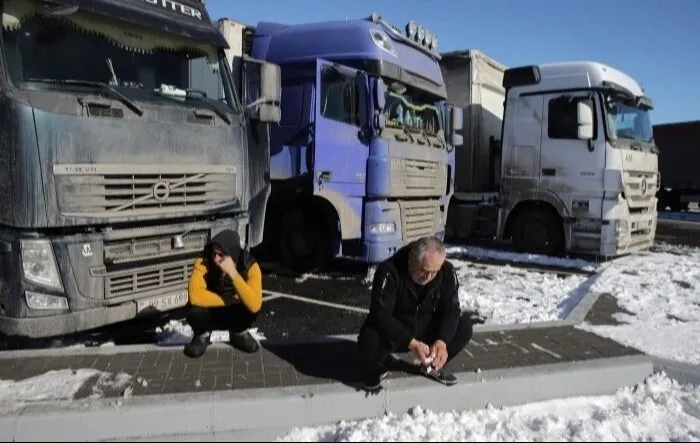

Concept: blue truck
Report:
left=218, top=14, right=463, bottom=272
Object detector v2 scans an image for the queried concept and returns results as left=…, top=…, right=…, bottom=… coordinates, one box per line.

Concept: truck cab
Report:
left=224, top=14, right=462, bottom=271
left=501, top=63, right=658, bottom=255
left=442, top=50, right=658, bottom=257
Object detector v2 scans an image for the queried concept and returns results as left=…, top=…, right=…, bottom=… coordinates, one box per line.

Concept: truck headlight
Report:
left=25, top=291, right=68, bottom=310
left=370, top=222, right=396, bottom=234
left=612, top=219, right=629, bottom=236
left=20, top=239, right=63, bottom=291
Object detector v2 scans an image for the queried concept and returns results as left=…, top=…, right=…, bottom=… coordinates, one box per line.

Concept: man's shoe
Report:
left=229, top=330, right=260, bottom=353
left=361, top=369, right=389, bottom=391
left=421, top=366, right=458, bottom=386
left=184, top=333, right=210, bottom=358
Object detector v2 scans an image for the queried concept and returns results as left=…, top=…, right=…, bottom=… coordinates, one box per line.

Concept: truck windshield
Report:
left=1, top=3, right=236, bottom=110
left=604, top=95, right=654, bottom=143
left=384, top=85, right=442, bottom=137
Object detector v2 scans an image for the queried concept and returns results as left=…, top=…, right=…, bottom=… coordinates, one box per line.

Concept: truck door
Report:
left=540, top=92, right=604, bottom=219
left=312, top=59, right=369, bottom=239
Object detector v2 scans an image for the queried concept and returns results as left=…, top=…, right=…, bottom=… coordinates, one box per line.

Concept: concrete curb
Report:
left=2, top=355, right=654, bottom=442
left=652, top=357, right=700, bottom=386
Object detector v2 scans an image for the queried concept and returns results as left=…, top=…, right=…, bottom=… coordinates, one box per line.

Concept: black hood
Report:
left=53, top=0, right=228, bottom=47
left=204, top=229, right=256, bottom=277
left=206, top=229, right=242, bottom=261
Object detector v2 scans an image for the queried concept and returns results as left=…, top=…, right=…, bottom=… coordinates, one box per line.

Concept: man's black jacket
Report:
left=363, top=242, right=461, bottom=350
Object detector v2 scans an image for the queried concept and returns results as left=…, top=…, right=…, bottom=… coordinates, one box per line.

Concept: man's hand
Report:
left=430, top=340, right=449, bottom=370
left=408, top=339, right=431, bottom=365
left=217, top=256, right=238, bottom=278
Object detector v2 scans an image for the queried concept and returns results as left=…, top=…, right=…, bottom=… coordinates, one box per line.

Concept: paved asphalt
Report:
left=1, top=213, right=697, bottom=349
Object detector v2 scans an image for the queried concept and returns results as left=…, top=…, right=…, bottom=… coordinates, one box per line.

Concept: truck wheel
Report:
left=512, top=209, right=564, bottom=256
left=277, top=208, right=330, bottom=273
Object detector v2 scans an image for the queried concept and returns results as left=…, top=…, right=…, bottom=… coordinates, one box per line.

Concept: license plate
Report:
left=136, top=291, right=188, bottom=315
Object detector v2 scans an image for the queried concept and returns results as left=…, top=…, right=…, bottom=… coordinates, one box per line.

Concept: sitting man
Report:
left=358, top=235, right=473, bottom=391
left=184, top=229, right=263, bottom=358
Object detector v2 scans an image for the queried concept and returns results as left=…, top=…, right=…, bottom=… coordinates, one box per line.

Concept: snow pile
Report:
left=0, top=369, right=132, bottom=412
left=453, top=260, right=589, bottom=324
left=295, top=273, right=355, bottom=283
left=580, top=242, right=700, bottom=364
left=278, top=372, right=700, bottom=442
left=155, top=319, right=266, bottom=346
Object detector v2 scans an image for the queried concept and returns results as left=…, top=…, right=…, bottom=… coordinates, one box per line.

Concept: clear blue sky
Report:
left=205, top=0, right=699, bottom=124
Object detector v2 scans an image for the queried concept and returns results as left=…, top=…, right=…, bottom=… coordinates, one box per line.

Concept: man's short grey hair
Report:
left=408, top=236, right=446, bottom=266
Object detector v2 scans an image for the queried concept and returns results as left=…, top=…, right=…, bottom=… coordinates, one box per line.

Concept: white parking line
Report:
left=263, top=289, right=369, bottom=314
left=261, top=293, right=284, bottom=302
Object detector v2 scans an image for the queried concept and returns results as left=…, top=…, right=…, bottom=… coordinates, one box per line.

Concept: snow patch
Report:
left=446, top=245, right=599, bottom=271
left=155, top=319, right=266, bottom=346
left=580, top=242, right=700, bottom=364
left=278, top=372, right=700, bottom=442
left=452, top=259, right=589, bottom=324
left=0, top=369, right=133, bottom=412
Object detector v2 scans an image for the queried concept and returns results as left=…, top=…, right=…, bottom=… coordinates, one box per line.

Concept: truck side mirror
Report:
left=257, top=62, right=281, bottom=123
left=354, top=74, right=369, bottom=127
left=450, top=106, right=463, bottom=146
left=242, top=57, right=281, bottom=123
left=576, top=100, right=594, bottom=140
left=373, top=78, right=386, bottom=111
left=451, top=106, right=463, bottom=132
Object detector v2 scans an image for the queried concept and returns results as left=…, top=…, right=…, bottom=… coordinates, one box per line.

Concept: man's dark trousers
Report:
left=358, top=314, right=474, bottom=374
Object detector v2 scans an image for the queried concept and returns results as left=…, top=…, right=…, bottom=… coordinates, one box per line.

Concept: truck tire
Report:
left=277, top=208, right=330, bottom=273
left=512, top=209, right=564, bottom=256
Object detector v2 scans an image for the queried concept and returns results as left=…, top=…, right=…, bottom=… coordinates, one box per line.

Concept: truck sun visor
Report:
left=2, top=0, right=227, bottom=69
left=503, top=66, right=541, bottom=89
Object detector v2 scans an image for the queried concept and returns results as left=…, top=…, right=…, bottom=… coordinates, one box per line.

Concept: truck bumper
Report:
left=0, top=301, right=137, bottom=339
left=600, top=215, right=657, bottom=256
left=363, top=239, right=404, bottom=263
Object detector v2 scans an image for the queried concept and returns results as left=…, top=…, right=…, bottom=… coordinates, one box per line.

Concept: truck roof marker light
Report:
left=431, top=36, right=439, bottom=51
left=370, top=29, right=397, bottom=57
left=406, top=21, right=417, bottom=39
left=424, top=31, right=433, bottom=48
left=417, top=25, right=426, bottom=43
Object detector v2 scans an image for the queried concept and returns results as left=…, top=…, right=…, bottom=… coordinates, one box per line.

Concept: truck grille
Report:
left=105, top=259, right=194, bottom=299
left=624, top=171, right=657, bottom=209
left=104, top=230, right=208, bottom=264
left=54, top=165, right=236, bottom=218
left=399, top=200, right=440, bottom=243
left=390, top=158, right=446, bottom=197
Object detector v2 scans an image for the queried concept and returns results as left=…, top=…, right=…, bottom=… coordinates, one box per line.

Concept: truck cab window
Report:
left=2, top=9, right=234, bottom=110
left=320, top=67, right=359, bottom=126
left=604, top=97, right=653, bottom=143
left=548, top=96, right=596, bottom=140
left=384, top=84, right=442, bottom=138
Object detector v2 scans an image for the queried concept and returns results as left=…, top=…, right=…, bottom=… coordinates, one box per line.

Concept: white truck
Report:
left=440, top=50, right=659, bottom=257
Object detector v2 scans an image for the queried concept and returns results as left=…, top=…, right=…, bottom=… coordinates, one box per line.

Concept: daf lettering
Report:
left=144, top=0, right=203, bottom=20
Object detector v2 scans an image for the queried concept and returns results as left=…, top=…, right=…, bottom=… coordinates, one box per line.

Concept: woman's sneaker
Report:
left=229, top=330, right=260, bottom=353
left=184, top=333, right=210, bottom=358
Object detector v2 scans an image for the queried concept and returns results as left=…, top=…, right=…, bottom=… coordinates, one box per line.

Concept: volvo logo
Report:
left=640, top=178, right=648, bottom=196
left=152, top=181, right=171, bottom=201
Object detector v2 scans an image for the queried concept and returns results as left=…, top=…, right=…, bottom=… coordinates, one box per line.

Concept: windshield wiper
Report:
left=28, top=78, right=144, bottom=116
left=153, top=86, right=231, bottom=125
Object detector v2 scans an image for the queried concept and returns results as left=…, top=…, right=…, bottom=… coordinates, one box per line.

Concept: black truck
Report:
left=654, top=120, right=700, bottom=212
left=0, top=0, right=280, bottom=338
